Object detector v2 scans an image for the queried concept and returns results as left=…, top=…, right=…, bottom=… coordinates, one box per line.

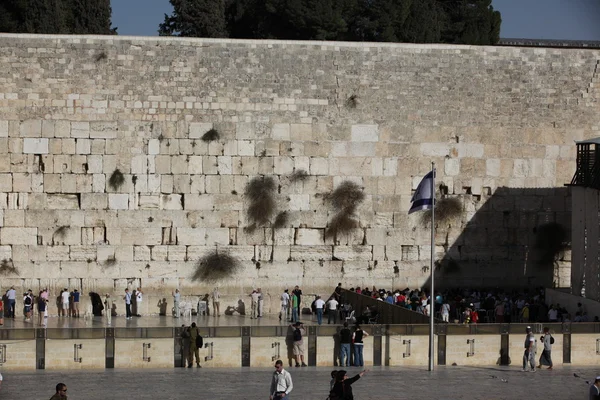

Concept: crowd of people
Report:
left=345, top=285, right=599, bottom=324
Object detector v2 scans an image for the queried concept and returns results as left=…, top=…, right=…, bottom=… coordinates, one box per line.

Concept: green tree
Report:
left=161, top=0, right=501, bottom=44
left=159, top=0, right=227, bottom=37
left=0, top=0, right=114, bottom=34
left=440, top=0, right=501, bottom=45
left=69, top=0, right=114, bottom=35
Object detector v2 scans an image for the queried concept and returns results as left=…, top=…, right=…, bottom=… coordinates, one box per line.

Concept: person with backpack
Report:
left=329, top=369, right=368, bottom=400
left=290, top=322, right=307, bottom=367
left=188, top=322, right=203, bottom=368
left=537, top=326, right=554, bottom=370
left=23, top=291, right=33, bottom=321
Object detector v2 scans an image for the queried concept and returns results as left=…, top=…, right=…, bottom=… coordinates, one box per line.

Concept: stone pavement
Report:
left=1, top=365, right=598, bottom=399
left=1, top=313, right=293, bottom=329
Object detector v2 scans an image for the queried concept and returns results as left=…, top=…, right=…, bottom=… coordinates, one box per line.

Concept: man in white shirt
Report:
left=135, top=287, right=143, bottom=317
left=327, top=297, right=339, bottom=324
left=212, top=287, right=221, bottom=317
left=314, top=296, right=326, bottom=325
left=280, top=289, right=290, bottom=321
left=6, top=287, right=16, bottom=318
left=61, top=289, right=70, bottom=317
left=270, top=359, right=293, bottom=400
left=441, top=301, right=451, bottom=323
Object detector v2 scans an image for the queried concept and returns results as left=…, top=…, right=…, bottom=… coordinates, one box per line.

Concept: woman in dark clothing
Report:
left=330, top=369, right=368, bottom=400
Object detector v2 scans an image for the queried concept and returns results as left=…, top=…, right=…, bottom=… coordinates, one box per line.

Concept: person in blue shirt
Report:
left=72, top=289, right=80, bottom=318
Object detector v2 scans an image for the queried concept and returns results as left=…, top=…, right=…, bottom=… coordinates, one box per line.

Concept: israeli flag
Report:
left=408, top=169, right=435, bottom=214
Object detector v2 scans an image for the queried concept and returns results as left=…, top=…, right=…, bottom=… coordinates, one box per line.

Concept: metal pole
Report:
left=429, top=161, right=435, bottom=371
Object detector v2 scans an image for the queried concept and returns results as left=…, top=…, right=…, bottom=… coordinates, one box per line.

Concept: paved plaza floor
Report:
left=1, top=312, right=291, bottom=329
left=1, top=365, right=598, bottom=399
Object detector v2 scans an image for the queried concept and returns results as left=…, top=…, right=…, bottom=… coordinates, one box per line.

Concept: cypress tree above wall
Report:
left=0, top=0, right=115, bottom=34
left=160, top=0, right=501, bottom=45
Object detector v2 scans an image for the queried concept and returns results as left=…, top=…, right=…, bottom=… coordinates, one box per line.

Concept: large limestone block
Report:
left=295, top=229, right=323, bottom=245
left=189, top=122, right=213, bottom=139
left=23, top=138, right=49, bottom=154
left=289, top=245, right=331, bottom=261
left=44, top=193, right=78, bottom=210
left=71, top=122, right=90, bottom=138
left=351, top=124, right=379, bottom=142
left=0, top=227, right=38, bottom=245
left=90, top=121, right=117, bottom=139
left=69, top=246, right=97, bottom=262
left=19, top=120, right=42, bottom=137
left=177, top=228, right=207, bottom=245
left=160, top=194, right=183, bottom=210
left=0, top=120, right=7, bottom=138
left=333, top=245, right=373, bottom=261
left=117, top=228, right=162, bottom=246
left=108, top=194, right=129, bottom=210
left=205, top=228, right=229, bottom=245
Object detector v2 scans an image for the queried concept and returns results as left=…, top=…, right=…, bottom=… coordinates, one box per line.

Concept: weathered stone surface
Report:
left=0, top=36, right=587, bottom=302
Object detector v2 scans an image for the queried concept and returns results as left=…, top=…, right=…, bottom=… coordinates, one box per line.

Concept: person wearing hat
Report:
left=330, top=369, right=368, bottom=400
left=289, top=322, right=307, bottom=367
left=522, top=326, right=536, bottom=372
left=590, top=376, right=600, bottom=399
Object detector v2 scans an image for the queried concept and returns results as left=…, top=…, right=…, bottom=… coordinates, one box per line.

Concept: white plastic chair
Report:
left=182, top=301, right=193, bottom=318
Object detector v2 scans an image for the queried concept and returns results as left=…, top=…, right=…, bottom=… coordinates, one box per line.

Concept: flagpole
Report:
left=429, top=161, right=435, bottom=372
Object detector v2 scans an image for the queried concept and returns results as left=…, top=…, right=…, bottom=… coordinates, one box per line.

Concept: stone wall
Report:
left=0, top=34, right=598, bottom=313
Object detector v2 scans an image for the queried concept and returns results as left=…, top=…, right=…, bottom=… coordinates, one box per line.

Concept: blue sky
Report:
left=111, top=0, right=600, bottom=41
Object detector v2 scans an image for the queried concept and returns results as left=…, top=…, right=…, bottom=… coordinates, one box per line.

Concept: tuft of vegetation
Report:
left=245, top=176, right=276, bottom=228
left=435, top=258, right=460, bottom=274
left=273, top=211, right=289, bottom=229
left=420, top=197, right=463, bottom=226
left=534, top=222, right=569, bottom=265
left=290, top=169, right=309, bottom=183
left=53, top=225, right=69, bottom=239
left=192, top=250, right=241, bottom=282
left=104, top=255, right=117, bottom=267
left=95, top=52, right=107, bottom=62
left=0, top=259, right=18, bottom=275
left=327, top=181, right=365, bottom=211
left=201, top=128, right=220, bottom=142
left=345, top=94, right=359, bottom=109
left=325, top=181, right=364, bottom=239
left=108, top=169, right=125, bottom=190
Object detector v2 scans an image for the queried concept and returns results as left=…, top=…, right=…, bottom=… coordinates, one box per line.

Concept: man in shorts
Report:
left=60, top=289, right=70, bottom=317
left=290, top=322, right=307, bottom=367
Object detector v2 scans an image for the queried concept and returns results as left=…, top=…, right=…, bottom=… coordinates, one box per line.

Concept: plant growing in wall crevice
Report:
left=245, top=176, right=276, bottom=231
left=0, top=259, right=18, bottom=276
left=108, top=169, right=125, bottom=191
left=192, top=249, right=241, bottom=282
left=325, top=181, right=365, bottom=239
left=52, top=225, right=70, bottom=245
left=289, top=169, right=308, bottom=183
left=420, top=196, right=463, bottom=227
left=201, top=128, right=220, bottom=142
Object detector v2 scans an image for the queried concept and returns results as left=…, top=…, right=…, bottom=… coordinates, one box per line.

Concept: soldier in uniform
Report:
left=188, top=322, right=202, bottom=368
